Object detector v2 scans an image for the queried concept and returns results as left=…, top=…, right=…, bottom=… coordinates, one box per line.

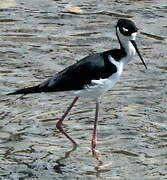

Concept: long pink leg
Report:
left=56, top=96, right=79, bottom=146
left=91, top=101, right=99, bottom=149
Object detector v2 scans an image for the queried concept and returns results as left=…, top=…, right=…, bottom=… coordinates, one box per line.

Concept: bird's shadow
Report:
left=54, top=145, right=77, bottom=174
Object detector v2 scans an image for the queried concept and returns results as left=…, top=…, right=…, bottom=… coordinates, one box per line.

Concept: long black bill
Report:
left=130, top=40, right=147, bottom=69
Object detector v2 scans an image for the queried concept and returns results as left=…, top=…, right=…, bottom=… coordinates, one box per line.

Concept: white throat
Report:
left=117, top=28, right=137, bottom=64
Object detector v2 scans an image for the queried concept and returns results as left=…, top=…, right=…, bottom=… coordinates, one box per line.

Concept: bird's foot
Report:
left=92, top=148, right=101, bottom=160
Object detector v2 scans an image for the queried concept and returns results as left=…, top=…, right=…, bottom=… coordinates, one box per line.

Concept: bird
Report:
left=7, top=19, right=147, bottom=150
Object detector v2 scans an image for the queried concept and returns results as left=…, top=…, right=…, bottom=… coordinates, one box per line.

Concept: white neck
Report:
left=116, top=28, right=137, bottom=64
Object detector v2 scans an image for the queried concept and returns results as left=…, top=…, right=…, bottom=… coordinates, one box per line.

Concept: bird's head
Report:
left=116, top=19, right=147, bottom=69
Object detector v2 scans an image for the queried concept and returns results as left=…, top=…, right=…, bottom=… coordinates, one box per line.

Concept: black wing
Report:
left=7, top=50, right=118, bottom=95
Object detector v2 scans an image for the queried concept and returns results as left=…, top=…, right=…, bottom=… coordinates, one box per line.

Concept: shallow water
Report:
left=0, top=0, right=167, bottom=179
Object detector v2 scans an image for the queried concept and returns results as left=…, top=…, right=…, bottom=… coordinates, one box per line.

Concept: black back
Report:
left=38, top=50, right=120, bottom=92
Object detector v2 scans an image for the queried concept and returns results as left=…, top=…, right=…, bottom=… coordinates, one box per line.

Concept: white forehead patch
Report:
left=131, top=32, right=137, bottom=40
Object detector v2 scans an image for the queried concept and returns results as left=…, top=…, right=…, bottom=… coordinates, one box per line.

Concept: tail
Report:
left=7, top=85, right=42, bottom=95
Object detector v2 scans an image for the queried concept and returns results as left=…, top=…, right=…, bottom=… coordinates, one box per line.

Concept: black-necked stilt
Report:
left=7, top=19, right=147, bottom=150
